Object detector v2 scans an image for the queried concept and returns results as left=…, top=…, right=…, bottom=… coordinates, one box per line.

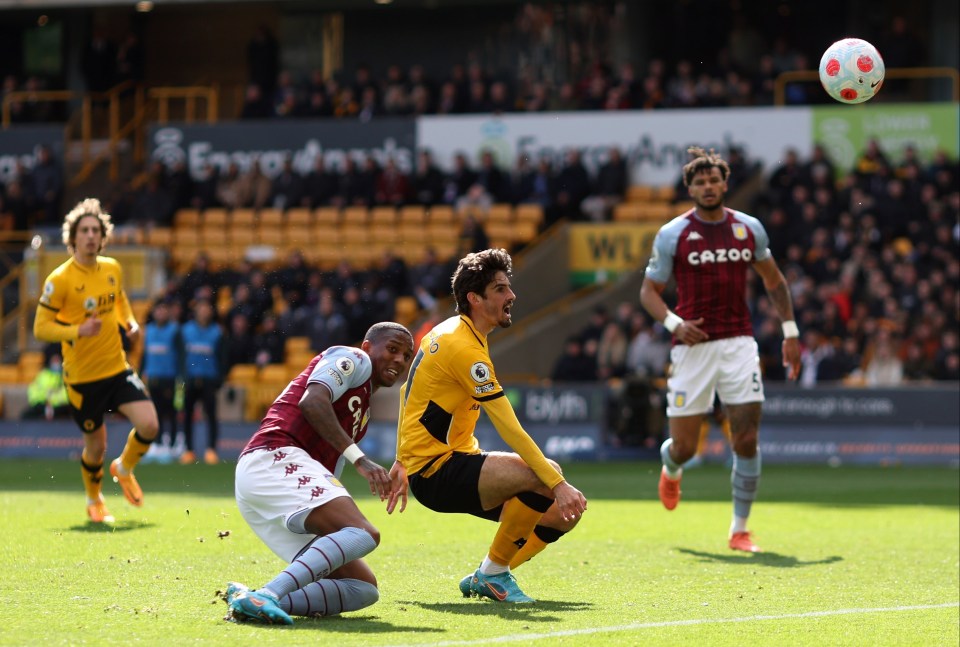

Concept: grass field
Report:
left=0, top=459, right=957, bottom=646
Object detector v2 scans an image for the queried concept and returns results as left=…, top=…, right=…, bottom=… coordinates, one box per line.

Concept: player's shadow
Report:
left=280, top=615, right=436, bottom=634
left=397, top=599, right=594, bottom=622
left=676, top=547, right=843, bottom=567
left=66, top=520, right=156, bottom=533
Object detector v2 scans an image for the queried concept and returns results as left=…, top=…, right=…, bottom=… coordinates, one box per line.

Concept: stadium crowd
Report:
left=550, top=142, right=959, bottom=395
left=2, top=5, right=929, bottom=128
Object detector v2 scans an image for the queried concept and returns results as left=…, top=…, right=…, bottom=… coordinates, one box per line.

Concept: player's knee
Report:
left=671, top=439, right=698, bottom=462
left=731, top=430, right=759, bottom=456
left=345, top=525, right=380, bottom=549
left=351, top=580, right=379, bottom=610
left=139, top=418, right=160, bottom=439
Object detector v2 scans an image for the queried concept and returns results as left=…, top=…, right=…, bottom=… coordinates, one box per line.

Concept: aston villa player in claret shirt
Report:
left=640, top=147, right=801, bottom=554
left=223, top=322, right=414, bottom=625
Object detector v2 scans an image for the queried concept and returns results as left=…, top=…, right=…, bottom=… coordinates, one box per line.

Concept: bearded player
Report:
left=640, top=147, right=801, bottom=553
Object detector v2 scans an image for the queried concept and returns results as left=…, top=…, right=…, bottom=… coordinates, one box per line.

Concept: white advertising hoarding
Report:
left=418, top=107, right=814, bottom=186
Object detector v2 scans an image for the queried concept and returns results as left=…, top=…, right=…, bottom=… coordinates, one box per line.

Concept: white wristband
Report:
left=782, top=321, right=799, bottom=339
left=342, top=443, right=365, bottom=464
left=663, top=311, right=684, bottom=334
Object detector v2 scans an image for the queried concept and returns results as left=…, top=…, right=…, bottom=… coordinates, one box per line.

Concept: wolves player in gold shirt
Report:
left=389, top=248, right=587, bottom=603
left=34, top=198, right=159, bottom=523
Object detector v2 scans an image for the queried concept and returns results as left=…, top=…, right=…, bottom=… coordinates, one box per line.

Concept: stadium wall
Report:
left=2, top=385, right=957, bottom=466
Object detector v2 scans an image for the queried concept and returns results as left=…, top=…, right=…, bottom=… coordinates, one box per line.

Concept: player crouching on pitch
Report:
left=223, top=323, right=414, bottom=625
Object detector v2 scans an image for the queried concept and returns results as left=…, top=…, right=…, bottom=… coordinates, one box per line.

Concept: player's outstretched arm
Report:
left=386, top=460, right=408, bottom=514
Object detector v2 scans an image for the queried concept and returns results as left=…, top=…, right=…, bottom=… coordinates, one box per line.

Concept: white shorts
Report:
left=666, top=336, right=764, bottom=417
left=235, top=446, right=351, bottom=562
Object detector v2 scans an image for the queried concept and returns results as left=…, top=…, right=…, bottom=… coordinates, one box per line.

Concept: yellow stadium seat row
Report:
left=625, top=185, right=677, bottom=203
left=173, top=203, right=544, bottom=231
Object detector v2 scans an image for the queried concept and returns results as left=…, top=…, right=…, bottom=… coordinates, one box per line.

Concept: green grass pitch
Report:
left=0, top=459, right=957, bottom=646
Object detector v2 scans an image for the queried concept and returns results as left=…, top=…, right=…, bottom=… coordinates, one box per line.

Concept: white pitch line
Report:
left=381, top=602, right=960, bottom=647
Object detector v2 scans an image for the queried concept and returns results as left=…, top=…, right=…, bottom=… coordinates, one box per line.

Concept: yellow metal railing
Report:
left=2, top=82, right=219, bottom=186
left=775, top=66, right=960, bottom=106
left=0, top=232, right=34, bottom=355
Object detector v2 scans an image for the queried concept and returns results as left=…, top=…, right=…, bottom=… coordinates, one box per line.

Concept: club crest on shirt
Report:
left=40, top=281, right=54, bottom=305
left=674, top=391, right=686, bottom=408
left=732, top=223, right=748, bottom=240
left=470, top=361, right=491, bottom=383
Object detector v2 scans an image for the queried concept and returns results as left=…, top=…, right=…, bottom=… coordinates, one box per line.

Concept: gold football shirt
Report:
left=397, top=315, right=563, bottom=488
left=34, top=256, right=135, bottom=384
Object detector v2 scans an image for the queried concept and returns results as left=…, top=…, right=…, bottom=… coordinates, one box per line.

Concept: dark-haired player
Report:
left=640, top=147, right=801, bottom=553
left=34, top=198, right=159, bottom=523
left=224, top=322, right=414, bottom=625
left=389, top=248, right=587, bottom=604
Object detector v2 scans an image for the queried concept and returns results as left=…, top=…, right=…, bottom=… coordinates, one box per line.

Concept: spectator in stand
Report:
left=337, top=156, right=366, bottom=207
left=226, top=282, right=260, bottom=329
left=408, top=247, right=452, bottom=304
left=191, top=162, right=219, bottom=210
left=270, top=157, right=305, bottom=210
left=0, top=175, right=32, bottom=231
left=375, top=158, right=410, bottom=206
left=81, top=28, right=116, bottom=93
left=488, top=81, right=513, bottom=114
left=411, top=149, right=445, bottom=206
left=595, top=320, right=628, bottom=380
left=165, top=159, right=195, bottom=211
left=240, top=84, right=272, bottom=119
left=475, top=150, right=509, bottom=203
left=443, top=152, right=478, bottom=204
left=307, top=288, right=351, bottom=352
left=554, top=149, right=592, bottom=221
left=176, top=251, right=218, bottom=310
left=223, top=311, right=257, bottom=371
left=215, top=163, right=244, bottom=209
left=253, top=313, right=286, bottom=367
left=581, top=147, right=627, bottom=222
left=435, top=81, right=462, bottom=115
left=864, top=330, right=904, bottom=386
left=551, top=336, right=597, bottom=383
left=455, top=185, right=493, bottom=222
left=237, top=159, right=273, bottom=209
left=272, top=71, right=301, bottom=118
left=115, top=32, right=144, bottom=85
left=247, top=25, right=279, bottom=99
left=130, top=171, right=175, bottom=227
left=341, top=284, right=376, bottom=343
left=304, top=155, right=339, bottom=207
left=32, top=144, right=63, bottom=228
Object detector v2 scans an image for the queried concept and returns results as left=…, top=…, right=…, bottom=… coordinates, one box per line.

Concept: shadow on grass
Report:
left=65, top=519, right=157, bottom=533
left=228, top=613, right=438, bottom=634
left=395, top=599, right=593, bottom=622
left=676, top=547, right=843, bottom=567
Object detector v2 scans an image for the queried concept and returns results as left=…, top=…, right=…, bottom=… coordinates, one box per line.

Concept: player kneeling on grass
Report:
left=224, top=323, right=414, bottom=625
left=389, top=249, right=588, bottom=604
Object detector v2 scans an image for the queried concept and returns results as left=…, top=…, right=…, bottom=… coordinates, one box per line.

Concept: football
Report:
left=818, top=38, right=885, bottom=104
